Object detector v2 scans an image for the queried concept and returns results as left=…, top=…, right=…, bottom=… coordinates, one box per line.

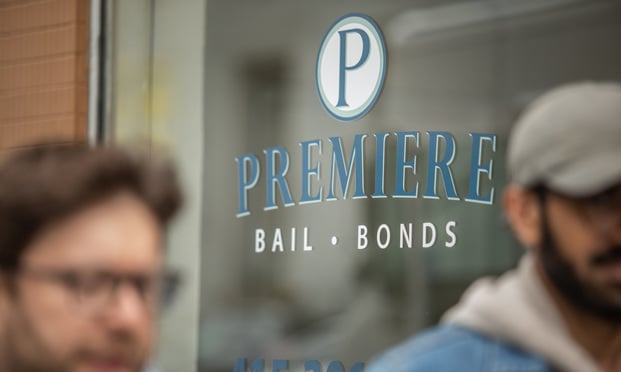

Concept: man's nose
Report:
left=104, top=282, right=150, bottom=330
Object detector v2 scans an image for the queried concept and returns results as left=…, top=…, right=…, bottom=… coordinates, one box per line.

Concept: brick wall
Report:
left=0, top=0, right=89, bottom=153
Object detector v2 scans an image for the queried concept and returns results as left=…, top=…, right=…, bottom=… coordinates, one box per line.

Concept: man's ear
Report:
left=503, top=185, right=542, bottom=251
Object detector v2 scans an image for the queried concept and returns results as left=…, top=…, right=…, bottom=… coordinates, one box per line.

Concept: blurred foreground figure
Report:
left=0, top=144, right=182, bottom=372
left=368, top=82, right=621, bottom=372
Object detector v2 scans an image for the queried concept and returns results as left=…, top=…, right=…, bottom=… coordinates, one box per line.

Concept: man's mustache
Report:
left=591, top=246, right=621, bottom=266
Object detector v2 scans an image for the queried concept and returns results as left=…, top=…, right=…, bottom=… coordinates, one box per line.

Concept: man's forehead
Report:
left=23, top=193, right=163, bottom=269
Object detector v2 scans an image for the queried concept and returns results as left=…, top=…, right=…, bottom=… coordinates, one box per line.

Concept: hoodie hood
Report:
left=442, top=254, right=599, bottom=372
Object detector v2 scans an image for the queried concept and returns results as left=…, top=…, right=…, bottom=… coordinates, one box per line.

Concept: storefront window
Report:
left=108, top=1, right=621, bottom=370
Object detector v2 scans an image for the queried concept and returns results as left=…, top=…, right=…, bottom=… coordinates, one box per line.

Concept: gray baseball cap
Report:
left=507, top=81, right=621, bottom=196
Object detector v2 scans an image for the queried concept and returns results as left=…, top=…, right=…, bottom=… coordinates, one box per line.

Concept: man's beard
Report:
left=540, top=214, right=621, bottom=323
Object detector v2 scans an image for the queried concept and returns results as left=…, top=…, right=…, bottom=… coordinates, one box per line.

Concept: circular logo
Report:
left=316, top=14, right=387, bottom=122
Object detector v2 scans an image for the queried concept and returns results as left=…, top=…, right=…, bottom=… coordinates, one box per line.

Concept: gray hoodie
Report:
left=443, top=254, right=599, bottom=372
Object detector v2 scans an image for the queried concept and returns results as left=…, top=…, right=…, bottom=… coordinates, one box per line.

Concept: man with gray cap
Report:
left=367, top=82, right=621, bottom=372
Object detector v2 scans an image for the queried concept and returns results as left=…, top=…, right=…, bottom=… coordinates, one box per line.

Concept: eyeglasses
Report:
left=16, top=265, right=180, bottom=314
left=576, top=186, right=621, bottom=239
left=544, top=185, right=621, bottom=240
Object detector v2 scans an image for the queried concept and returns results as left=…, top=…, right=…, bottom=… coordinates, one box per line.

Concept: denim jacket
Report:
left=366, top=325, right=554, bottom=372
left=366, top=255, right=601, bottom=372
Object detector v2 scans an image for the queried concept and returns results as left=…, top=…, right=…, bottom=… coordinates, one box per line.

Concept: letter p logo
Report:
left=337, top=28, right=370, bottom=108
left=317, top=14, right=386, bottom=122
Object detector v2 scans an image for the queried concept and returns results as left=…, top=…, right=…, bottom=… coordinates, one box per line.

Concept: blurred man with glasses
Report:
left=0, top=144, right=182, bottom=372
left=369, top=82, right=621, bottom=372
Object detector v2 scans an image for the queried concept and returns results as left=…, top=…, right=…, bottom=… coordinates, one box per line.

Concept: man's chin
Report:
left=567, top=277, right=621, bottom=323
left=71, top=353, right=145, bottom=372
left=594, top=284, right=621, bottom=311
left=73, top=360, right=143, bottom=372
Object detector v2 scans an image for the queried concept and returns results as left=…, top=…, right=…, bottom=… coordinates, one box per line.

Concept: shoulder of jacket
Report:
left=366, top=325, right=550, bottom=372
